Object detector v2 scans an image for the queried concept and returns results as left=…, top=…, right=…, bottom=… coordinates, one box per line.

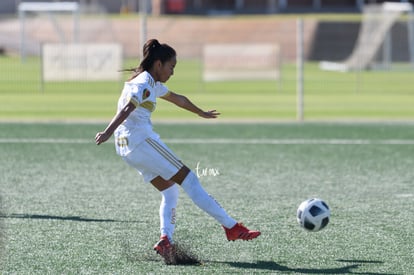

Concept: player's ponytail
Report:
left=123, top=39, right=176, bottom=81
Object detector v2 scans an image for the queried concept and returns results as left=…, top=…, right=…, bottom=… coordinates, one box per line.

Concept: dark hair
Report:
left=124, top=39, right=176, bottom=80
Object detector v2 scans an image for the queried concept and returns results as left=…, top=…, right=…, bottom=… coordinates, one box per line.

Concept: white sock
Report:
left=181, top=171, right=237, bottom=229
left=159, top=184, right=179, bottom=242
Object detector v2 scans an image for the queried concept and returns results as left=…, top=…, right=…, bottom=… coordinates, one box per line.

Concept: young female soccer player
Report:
left=95, top=39, right=260, bottom=264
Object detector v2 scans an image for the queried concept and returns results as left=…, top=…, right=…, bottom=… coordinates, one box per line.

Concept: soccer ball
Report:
left=296, top=198, right=330, bottom=232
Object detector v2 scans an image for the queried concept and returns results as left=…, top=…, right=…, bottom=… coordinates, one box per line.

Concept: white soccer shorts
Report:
left=122, top=137, right=184, bottom=183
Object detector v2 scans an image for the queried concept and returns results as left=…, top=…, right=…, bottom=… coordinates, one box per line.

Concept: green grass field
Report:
left=1, top=122, right=413, bottom=274
left=1, top=56, right=414, bottom=121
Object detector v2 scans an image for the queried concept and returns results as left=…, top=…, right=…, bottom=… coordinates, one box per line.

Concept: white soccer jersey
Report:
left=114, top=71, right=170, bottom=156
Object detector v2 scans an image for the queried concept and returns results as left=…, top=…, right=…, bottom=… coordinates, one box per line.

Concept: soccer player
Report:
left=95, top=39, right=260, bottom=264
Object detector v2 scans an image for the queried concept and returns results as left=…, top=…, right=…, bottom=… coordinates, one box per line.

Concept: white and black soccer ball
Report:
left=297, top=198, right=330, bottom=232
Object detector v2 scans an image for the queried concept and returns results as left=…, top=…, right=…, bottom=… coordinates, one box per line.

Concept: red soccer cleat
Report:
left=223, top=222, right=261, bottom=241
left=153, top=235, right=176, bottom=264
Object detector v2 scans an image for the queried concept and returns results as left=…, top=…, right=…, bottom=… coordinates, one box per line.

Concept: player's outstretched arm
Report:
left=161, top=91, right=220, bottom=119
left=95, top=101, right=136, bottom=145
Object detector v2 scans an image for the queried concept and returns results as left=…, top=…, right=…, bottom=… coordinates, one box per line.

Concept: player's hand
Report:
left=199, top=110, right=220, bottom=119
left=95, top=131, right=111, bottom=145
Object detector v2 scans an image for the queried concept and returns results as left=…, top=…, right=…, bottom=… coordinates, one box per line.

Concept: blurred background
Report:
left=1, top=0, right=413, bottom=121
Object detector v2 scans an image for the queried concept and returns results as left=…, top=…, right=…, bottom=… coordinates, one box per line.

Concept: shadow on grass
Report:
left=0, top=213, right=141, bottom=223
left=214, top=259, right=400, bottom=275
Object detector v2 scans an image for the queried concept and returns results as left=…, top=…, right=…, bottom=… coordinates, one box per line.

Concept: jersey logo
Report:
left=142, top=89, right=151, bottom=101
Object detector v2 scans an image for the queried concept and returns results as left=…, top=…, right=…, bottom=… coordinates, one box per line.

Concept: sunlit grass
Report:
left=1, top=56, right=413, bottom=121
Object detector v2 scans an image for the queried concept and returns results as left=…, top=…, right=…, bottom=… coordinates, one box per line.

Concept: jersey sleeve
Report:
left=128, top=83, right=152, bottom=107
left=155, top=83, right=170, bottom=98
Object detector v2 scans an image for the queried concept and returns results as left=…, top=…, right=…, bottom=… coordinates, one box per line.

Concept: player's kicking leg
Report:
left=174, top=167, right=261, bottom=241
left=222, top=223, right=261, bottom=241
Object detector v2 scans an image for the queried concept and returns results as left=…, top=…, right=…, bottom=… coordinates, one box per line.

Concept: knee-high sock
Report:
left=181, top=171, right=237, bottom=229
left=160, top=184, right=179, bottom=242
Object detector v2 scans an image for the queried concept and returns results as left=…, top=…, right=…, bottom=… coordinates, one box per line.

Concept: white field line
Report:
left=0, top=138, right=91, bottom=144
left=165, top=138, right=414, bottom=145
left=0, top=138, right=414, bottom=145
